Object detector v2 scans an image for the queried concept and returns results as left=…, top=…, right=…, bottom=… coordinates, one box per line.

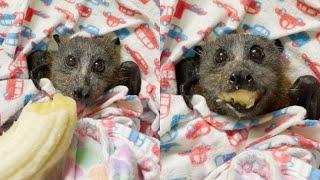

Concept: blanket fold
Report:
left=160, top=94, right=320, bottom=179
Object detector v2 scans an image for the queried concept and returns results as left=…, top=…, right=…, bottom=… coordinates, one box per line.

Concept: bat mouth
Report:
left=217, top=89, right=266, bottom=116
left=229, top=100, right=260, bottom=113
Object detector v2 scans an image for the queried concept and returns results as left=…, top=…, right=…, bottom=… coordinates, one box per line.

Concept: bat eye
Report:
left=214, top=48, right=229, bottom=63
left=65, top=55, right=77, bottom=67
left=249, top=45, right=265, bottom=63
left=92, top=59, right=105, bottom=73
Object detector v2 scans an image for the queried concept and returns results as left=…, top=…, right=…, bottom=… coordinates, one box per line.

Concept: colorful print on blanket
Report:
left=160, top=95, right=320, bottom=179
left=37, top=79, right=159, bottom=179
left=0, top=0, right=160, bottom=179
left=160, top=0, right=320, bottom=179
left=64, top=85, right=159, bottom=180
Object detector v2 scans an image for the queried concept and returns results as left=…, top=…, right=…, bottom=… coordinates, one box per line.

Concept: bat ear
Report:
left=228, top=30, right=238, bottom=34
left=49, top=34, right=68, bottom=51
left=193, top=45, right=203, bottom=59
left=52, top=34, right=68, bottom=45
left=97, top=33, right=120, bottom=45
left=112, top=37, right=120, bottom=45
left=274, top=39, right=284, bottom=53
left=119, top=61, right=141, bottom=95
left=53, top=34, right=61, bottom=44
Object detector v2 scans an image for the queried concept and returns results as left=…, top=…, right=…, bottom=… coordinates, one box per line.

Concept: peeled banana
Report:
left=0, top=94, right=77, bottom=180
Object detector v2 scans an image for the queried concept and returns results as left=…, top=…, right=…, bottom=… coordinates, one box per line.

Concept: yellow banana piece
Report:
left=219, top=90, right=259, bottom=109
left=0, top=94, right=77, bottom=180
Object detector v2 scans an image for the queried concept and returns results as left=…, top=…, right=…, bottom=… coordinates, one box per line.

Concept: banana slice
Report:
left=0, top=94, right=76, bottom=180
left=219, top=90, right=259, bottom=109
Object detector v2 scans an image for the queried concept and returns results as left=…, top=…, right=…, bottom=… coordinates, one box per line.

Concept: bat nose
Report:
left=73, top=87, right=90, bottom=100
left=229, top=71, right=253, bottom=86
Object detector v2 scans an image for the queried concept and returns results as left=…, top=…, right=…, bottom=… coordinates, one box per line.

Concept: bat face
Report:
left=49, top=36, right=120, bottom=105
left=48, top=36, right=121, bottom=105
left=28, top=35, right=141, bottom=106
left=197, top=34, right=288, bottom=118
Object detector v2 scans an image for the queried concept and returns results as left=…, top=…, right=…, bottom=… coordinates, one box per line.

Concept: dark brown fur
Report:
left=29, top=34, right=123, bottom=105
left=192, top=34, right=291, bottom=118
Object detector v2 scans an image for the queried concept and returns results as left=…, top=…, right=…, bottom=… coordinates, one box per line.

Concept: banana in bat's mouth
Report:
left=218, top=89, right=261, bottom=110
